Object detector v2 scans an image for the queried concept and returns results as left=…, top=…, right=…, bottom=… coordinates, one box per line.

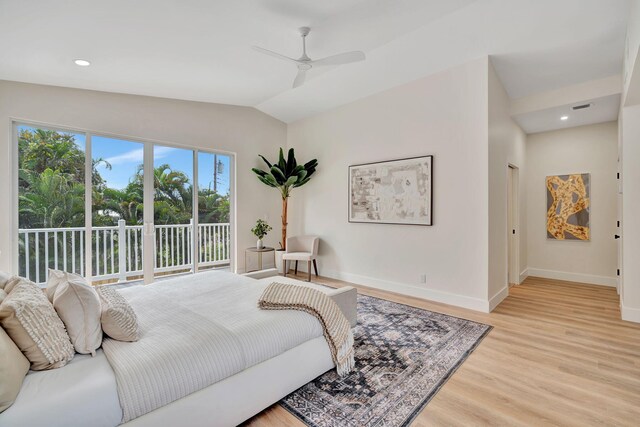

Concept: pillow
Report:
left=2, top=276, right=21, bottom=295
left=0, top=326, right=30, bottom=413
left=45, top=269, right=67, bottom=302
left=0, top=278, right=75, bottom=370
left=52, top=272, right=103, bottom=355
left=0, top=270, right=9, bottom=290
left=0, top=289, right=6, bottom=304
left=96, top=286, right=139, bottom=342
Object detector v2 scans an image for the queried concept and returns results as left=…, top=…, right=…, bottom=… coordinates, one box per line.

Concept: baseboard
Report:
left=321, top=269, right=491, bottom=313
left=621, top=302, right=640, bottom=323
left=526, top=268, right=617, bottom=287
left=519, top=268, right=529, bottom=283
left=488, top=286, right=509, bottom=311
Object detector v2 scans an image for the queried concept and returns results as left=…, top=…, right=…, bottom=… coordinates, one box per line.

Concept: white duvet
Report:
left=103, top=270, right=325, bottom=423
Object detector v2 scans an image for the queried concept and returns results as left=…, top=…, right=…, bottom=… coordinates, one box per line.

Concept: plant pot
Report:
left=257, top=239, right=264, bottom=249
left=274, top=249, right=285, bottom=274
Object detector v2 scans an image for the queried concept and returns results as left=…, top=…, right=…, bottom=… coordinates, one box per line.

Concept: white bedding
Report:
left=0, top=350, right=122, bottom=427
left=0, top=271, right=348, bottom=427
left=105, top=270, right=327, bottom=422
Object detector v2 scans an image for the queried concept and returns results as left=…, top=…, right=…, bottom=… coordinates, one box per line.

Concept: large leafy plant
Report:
left=251, top=148, right=317, bottom=250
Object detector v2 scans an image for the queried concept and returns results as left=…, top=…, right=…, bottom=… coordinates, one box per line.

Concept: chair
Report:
left=282, top=235, right=319, bottom=282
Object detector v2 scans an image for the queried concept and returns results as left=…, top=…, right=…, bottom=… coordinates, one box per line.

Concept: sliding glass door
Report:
left=196, top=152, right=231, bottom=271
left=153, top=145, right=194, bottom=277
left=14, top=122, right=234, bottom=285
left=91, top=136, right=144, bottom=283
left=17, top=125, right=87, bottom=283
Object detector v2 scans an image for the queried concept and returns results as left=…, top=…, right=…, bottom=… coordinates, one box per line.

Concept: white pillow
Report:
left=45, top=269, right=67, bottom=302
left=52, top=272, right=103, bottom=355
left=0, top=326, right=30, bottom=412
left=0, top=277, right=75, bottom=370
left=96, top=286, right=139, bottom=342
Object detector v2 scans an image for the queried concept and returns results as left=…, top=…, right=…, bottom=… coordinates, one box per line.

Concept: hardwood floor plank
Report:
left=244, top=274, right=640, bottom=426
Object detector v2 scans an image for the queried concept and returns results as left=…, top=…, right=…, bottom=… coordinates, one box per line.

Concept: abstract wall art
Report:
left=349, top=155, right=433, bottom=226
left=546, top=173, right=590, bottom=241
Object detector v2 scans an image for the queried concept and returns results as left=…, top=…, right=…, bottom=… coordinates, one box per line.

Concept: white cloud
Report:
left=104, top=146, right=177, bottom=166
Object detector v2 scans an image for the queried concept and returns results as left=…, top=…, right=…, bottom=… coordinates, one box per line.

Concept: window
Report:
left=15, top=122, right=233, bottom=285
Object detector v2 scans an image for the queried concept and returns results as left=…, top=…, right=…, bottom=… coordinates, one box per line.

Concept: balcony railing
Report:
left=18, top=220, right=231, bottom=284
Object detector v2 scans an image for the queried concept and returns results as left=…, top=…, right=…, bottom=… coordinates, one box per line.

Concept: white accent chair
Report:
left=282, top=235, right=319, bottom=282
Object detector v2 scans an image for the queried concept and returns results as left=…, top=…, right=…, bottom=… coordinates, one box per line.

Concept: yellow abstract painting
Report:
left=546, top=173, right=590, bottom=241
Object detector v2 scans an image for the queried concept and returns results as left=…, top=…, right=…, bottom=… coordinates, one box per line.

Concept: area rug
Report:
left=280, top=294, right=492, bottom=427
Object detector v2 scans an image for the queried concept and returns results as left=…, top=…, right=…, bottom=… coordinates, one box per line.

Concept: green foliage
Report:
left=251, top=148, right=317, bottom=199
left=18, top=128, right=230, bottom=229
left=19, top=168, right=85, bottom=228
left=251, top=219, right=272, bottom=239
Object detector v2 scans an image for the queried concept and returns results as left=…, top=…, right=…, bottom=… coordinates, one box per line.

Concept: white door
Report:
left=507, top=165, right=520, bottom=286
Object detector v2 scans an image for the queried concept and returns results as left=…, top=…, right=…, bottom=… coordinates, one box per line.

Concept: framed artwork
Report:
left=349, top=155, right=433, bottom=226
left=546, top=173, right=590, bottom=240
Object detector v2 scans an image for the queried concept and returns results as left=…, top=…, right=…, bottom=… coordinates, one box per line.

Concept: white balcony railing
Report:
left=18, top=220, right=231, bottom=284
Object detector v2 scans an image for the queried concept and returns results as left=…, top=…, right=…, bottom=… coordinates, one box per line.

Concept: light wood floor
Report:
left=243, top=274, right=640, bottom=426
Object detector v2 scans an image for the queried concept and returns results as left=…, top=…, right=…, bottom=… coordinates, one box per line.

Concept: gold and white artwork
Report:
left=546, top=173, right=590, bottom=241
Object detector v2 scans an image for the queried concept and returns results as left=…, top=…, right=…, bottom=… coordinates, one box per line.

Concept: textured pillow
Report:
left=0, top=278, right=75, bottom=370
left=52, top=272, right=103, bottom=355
left=96, top=286, right=139, bottom=342
left=45, top=269, right=67, bottom=302
left=3, top=276, right=21, bottom=295
left=0, top=270, right=9, bottom=290
left=0, top=326, right=30, bottom=413
left=0, top=289, right=6, bottom=304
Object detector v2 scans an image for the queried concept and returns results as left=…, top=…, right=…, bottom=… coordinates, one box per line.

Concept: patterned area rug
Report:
left=280, top=294, right=491, bottom=427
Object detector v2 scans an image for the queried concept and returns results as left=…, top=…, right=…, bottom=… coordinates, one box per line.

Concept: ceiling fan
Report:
left=253, top=27, right=365, bottom=88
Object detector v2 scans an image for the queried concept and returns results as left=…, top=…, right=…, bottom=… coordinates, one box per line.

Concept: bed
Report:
left=0, top=270, right=357, bottom=427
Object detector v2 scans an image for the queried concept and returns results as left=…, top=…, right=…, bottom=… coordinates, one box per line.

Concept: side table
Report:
left=245, top=247, right=275, bottom=272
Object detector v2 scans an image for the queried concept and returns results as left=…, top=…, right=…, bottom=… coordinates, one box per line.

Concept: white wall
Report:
left=286, top=57, right=492, bottom=311
left=623, top=0, right=640, bottom=106
left=525, top=122, right=618, bottom=286
left=621, top=0, right=640, bottom=323
left=0, top=80, right=286, bottom=274
left=488, top=59, right=527, bottom=309
left=621, top=105, right=640, bottom=321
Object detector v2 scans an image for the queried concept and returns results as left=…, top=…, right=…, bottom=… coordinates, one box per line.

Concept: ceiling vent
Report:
left=572, top=103, right=592, bottom=111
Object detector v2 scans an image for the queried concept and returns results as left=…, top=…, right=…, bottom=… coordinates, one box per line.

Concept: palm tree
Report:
left=19, top=168, right=85, bottom=228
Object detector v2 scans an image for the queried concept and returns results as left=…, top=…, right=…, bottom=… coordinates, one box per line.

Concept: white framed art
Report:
left=349, top=155, right=433, bottom=226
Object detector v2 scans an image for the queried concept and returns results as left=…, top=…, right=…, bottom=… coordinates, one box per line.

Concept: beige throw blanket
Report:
left=258, top=282, right=355, bottom=377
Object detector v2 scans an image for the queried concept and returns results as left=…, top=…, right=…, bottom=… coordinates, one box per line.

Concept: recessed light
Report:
left=560, top=116, right=569, bottom=121
left=74, top=59, right=91, bottom=67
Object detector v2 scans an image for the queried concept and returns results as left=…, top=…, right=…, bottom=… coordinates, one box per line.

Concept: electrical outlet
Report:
left=419, top=274, right=427, bottom=284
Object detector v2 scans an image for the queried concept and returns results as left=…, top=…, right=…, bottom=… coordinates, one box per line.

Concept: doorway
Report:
left=507, top=164, right=520, bottom=286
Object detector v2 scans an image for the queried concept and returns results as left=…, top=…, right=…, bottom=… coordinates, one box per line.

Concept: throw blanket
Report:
left=258, top=282, right=355, bottom=377
left=102, top=271, right=327, bottom=423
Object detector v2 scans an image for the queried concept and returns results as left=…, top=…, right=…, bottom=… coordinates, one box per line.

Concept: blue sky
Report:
left=94, top=137, right=230, bottom=194
left=19, top=125, right=230, bottom=194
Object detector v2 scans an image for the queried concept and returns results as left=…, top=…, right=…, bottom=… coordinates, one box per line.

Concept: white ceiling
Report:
left=0, top=0, right=631, bottom=125
left=513, top=93, right=621, bottom=134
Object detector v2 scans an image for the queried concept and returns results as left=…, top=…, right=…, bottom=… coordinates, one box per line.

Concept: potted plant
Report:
left=251, top=219, right=272, bottom=249
left=252, top=148, right=318, bottom=272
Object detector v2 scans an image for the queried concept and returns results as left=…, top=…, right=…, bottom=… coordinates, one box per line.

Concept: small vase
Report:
left=257, top=239, right=264, bottom=249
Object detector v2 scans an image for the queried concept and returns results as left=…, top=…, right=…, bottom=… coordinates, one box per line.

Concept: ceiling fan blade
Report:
left=252, top=46, right=297, bottom=63
left=310, top=51, right=365, bottom=67
left=293, top=69, right=306, bottom=88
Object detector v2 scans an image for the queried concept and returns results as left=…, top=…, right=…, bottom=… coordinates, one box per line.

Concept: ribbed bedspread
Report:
left=102, top=271, right=326, bottom=423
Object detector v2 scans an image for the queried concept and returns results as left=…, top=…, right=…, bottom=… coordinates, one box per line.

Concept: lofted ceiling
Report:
left=0, top=0, right=631, bottom=127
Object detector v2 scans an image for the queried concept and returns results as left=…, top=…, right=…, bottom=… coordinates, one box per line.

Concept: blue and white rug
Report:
left=281, top=294, right=491, bottom=427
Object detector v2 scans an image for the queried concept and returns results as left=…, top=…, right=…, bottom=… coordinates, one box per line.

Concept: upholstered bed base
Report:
left=123, top=335, right=332, bottom=426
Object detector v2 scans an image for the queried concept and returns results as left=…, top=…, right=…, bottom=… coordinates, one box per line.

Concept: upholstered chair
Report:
left=282, top=236, right=319, bottom=282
